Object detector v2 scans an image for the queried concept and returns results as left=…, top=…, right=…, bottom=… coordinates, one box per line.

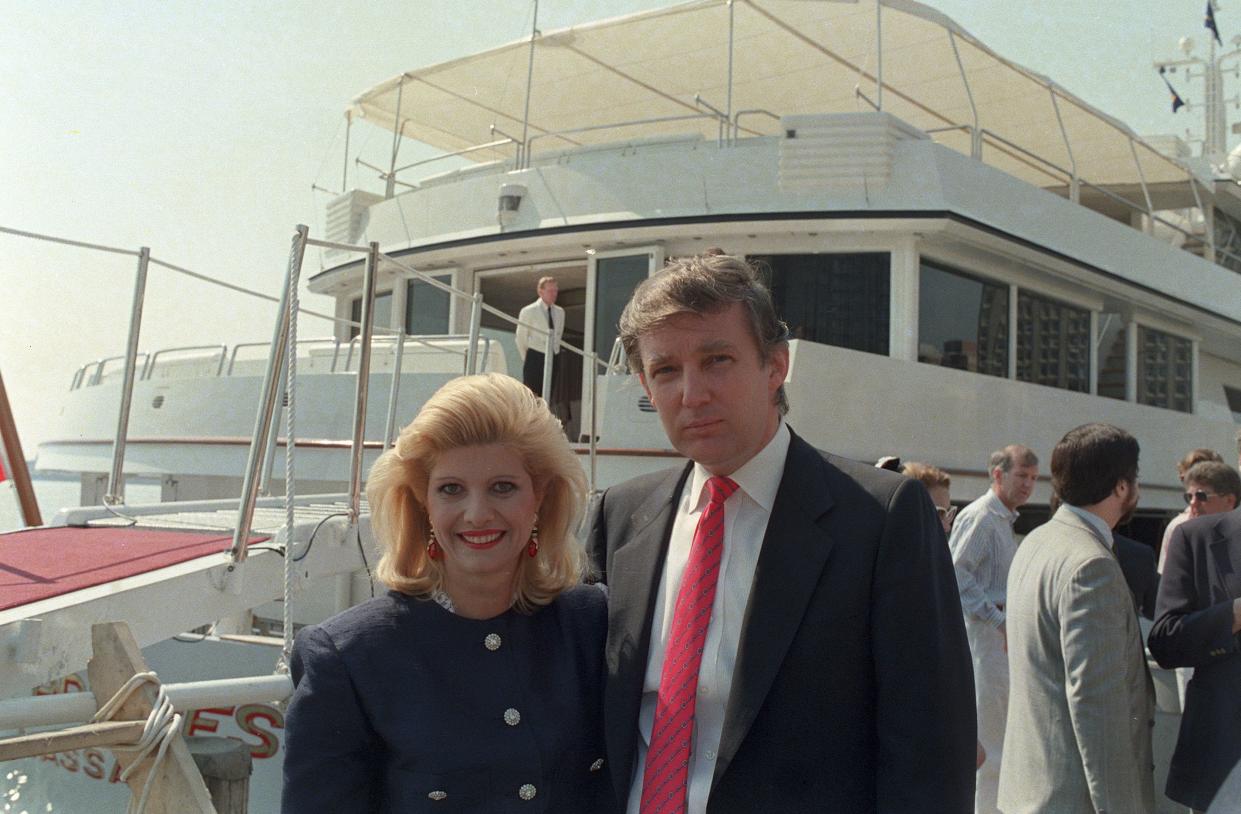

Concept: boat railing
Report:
left=229, top=338, right=340, bottom=376
left=976, top=127, right=1230, bottom=264
left=522, top=113, right=724, bottom=169
left=731, top=109, right=780, bottom=142
left=144, top=344, right=228, bottom=381
left=338, top=333, right=486, bottom=373
left=66, top=334, right=498, bottom=391
left=71, top=353, right=149, bottom=390
left=367, top=137, right=518, bottom=197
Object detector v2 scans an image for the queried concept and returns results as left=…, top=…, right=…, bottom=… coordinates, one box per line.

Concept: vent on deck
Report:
left=778, top=112, right=927, bottom=193
left=324, top=190, right=384, bottom=260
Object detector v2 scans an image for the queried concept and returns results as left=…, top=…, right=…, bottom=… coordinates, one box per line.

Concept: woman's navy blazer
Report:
left=281, top=585, right=611, bottom=813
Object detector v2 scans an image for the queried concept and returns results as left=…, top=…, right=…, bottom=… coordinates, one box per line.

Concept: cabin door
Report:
left=583, top=247, right=664, bottom=440
left=475, top=263, right=587, bottom=436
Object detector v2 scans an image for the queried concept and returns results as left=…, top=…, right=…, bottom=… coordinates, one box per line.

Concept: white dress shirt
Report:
left=514, top=299, right=565, bottom=359
left=1062, top=503, right=1114, bottom=549
left=627, top=422, right=791, bottom=814
left=948, top=489, right=1019, bottom=629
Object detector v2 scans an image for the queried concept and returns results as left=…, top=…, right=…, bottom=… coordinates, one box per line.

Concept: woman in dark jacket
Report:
left=282, top=373, right=611, bottom=813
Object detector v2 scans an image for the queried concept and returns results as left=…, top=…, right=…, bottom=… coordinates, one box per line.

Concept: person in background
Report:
left=514, top=276, right=565, bottom=397
left=1158, top=447, right=1224, bottom=574
left=1165, top=458, right=1239, bottom=709
left=948, top=444, right=1038, bottom=814
left=282, top=373, right=611, bottom=813
left=1148, top=461, right=1241, bottom=814
left=902, top=461, right=956, bottom=536
left=588, top=254, right=975, bottom=813
left=999, top=423, right=1154, bottom=814
left=901, top=459, right=985, bottom=771
left=1114, top=530, right=1161, bottom=621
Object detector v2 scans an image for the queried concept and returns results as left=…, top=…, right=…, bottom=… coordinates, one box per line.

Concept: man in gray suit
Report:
left=998, top=423, right=1155, bottom=814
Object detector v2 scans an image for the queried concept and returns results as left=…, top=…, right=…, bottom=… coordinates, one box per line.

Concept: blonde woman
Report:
left=282, top=374, right=611, bottom=813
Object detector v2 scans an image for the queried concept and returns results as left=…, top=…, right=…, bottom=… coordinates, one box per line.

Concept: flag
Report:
left=1160, top=68, right=1187, bottom=112
left=1206, top=1, right=1222, bottom=45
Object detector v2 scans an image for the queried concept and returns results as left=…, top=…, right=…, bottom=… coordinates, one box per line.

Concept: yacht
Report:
left=7, top=1, right=1240, bottom=809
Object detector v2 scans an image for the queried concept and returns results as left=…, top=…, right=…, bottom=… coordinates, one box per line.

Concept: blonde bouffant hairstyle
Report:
left=367, top=373, right=588, bottom=612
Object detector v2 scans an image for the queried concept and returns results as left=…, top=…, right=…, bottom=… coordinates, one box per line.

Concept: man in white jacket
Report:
left=514, top=276, right=565, bottom=397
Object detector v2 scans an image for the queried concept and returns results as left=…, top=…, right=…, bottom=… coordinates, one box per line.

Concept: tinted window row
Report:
left=744, top=254, right=1193, bottom=414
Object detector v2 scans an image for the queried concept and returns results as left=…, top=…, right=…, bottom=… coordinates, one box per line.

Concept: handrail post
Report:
left=465, top=292, right=484, bottom=374
left=105, top=246, right=150, bottom=505
left=348, top=242, right=381, bottom=521
left=229, top=226, right=308, bottom=563
left=541, top=326, right=554, bottom=404
left=382, top=331, right=406, bottom=450
left=588, top=353, right=599, bottom=495
left=258, top=353, right=288, bottom=497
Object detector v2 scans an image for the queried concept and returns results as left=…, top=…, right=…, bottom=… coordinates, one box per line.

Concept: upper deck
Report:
left=312, top=0, right=1241, bottom=329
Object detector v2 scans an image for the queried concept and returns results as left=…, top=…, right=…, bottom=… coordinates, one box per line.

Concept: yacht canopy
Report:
left=349, top=0, right=1194, bottom=191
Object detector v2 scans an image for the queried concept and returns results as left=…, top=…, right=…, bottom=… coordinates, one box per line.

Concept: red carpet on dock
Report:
left=0, top=526, right=268, bottom=611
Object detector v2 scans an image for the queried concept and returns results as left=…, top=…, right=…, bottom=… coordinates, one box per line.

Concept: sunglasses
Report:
left=936, top=505, right=959, bottom=522
left=1183, top=490, right=1220, bottom=505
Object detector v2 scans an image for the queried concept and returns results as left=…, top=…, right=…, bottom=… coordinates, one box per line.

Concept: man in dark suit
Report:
left=1114, top=533, right=1160, bottom=619
left=1148, top=459, right=1241, bottom=813
left=586, top=254, right=975, bottom=813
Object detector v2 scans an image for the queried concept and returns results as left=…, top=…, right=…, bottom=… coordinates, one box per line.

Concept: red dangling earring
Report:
left=526, top=522, right=539, bottom=558
left=427, top=528, right=442, bottom=560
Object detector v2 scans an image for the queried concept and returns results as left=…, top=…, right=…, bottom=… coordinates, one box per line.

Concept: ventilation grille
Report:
left=778, top=112, right=927, bottom=193
left=324, top=190, right=384, bottom=260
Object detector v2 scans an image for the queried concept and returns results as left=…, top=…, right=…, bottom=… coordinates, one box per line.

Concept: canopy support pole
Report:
left=342, top=111, right=352, bottom=191
left=386, top=78, right=405, bottom=198
left=876, top=0, right=883, bottom=111
left=520, top=0, right=540, bottom=169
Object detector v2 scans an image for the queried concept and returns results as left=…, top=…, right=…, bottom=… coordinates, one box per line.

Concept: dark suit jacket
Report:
left=1148, top=508, right=1241, bottom=811
left=1115, top=533, right=1160, bottom=620
left=281, top=587, right=612, bottom=813
left=586, top=430, right=976, bottom=813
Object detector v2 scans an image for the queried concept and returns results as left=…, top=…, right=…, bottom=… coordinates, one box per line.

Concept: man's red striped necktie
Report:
left=639, top=475, right=738, bottom=814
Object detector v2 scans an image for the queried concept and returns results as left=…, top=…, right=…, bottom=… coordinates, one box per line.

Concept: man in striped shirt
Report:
left=949, top=444, right=1039, bottom=814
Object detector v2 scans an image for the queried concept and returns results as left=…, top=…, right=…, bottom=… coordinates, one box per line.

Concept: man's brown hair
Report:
left=618, top=253, right=790, bottom=413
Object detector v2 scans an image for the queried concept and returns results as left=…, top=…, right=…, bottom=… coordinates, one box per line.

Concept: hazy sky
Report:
left=0, top=0, right=1230, bottom=453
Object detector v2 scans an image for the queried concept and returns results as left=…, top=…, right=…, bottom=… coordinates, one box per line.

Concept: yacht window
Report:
left=750, top=253, right=890, bottom=356
left=1137, top=326, right=1193, bottom=413
left=1095, top=313, right=1127, bottom=402
left=1224, top=385, right=1241, bottom=422
left=1213, top=207, right=1241, bottom=274
left=917, top=262, right=1009, bottom=378
left=350, top=291, right=393, bottom=339
left=406, top=274, right=452, bottom=335
left=593, top=254, right=650, bottom=366
left=1016, top=291, right=1090, bottom=393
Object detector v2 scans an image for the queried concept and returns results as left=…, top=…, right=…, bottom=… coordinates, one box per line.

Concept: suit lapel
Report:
left=1209, top=519, right=1241, bottom=600
left=604, top=464, right=689, bottom=800
left=713, top=433, right=835, bottom=788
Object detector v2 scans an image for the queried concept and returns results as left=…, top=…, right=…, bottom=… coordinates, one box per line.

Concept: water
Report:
left=0, top=477, right=163, bottom=533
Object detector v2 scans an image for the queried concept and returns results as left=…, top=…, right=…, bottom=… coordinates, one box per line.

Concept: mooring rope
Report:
left=279, top=230, right=303, bottom=673
left=91, top=671, right=184, bottom=814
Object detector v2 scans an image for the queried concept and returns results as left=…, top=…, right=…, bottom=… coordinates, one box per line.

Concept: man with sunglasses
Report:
left=1149, top=460, right=1241, bottom=813
left=948, top=443, right=1039, bottom=814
